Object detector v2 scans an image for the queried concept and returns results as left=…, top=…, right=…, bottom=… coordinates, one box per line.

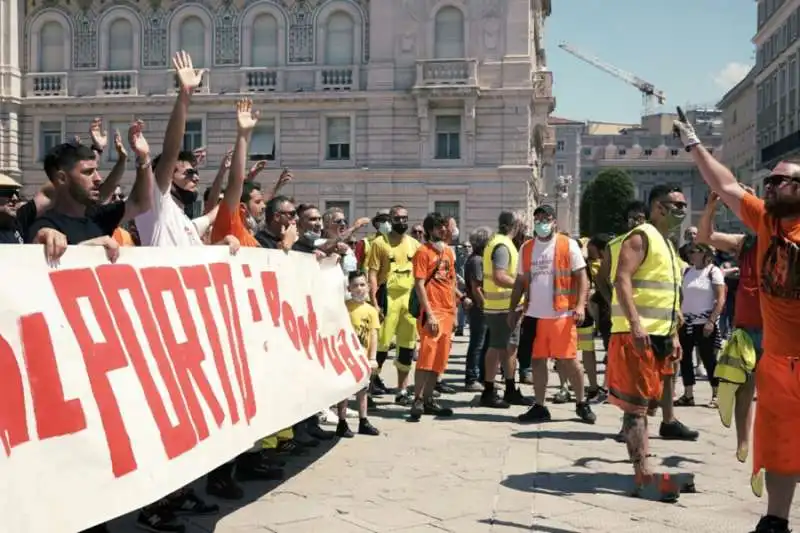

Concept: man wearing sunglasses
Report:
left=675, top=113, right=800, bottom=533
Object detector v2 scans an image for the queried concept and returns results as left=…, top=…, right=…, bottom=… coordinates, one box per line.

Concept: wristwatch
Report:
left=136, top=156, right=152, bottom=169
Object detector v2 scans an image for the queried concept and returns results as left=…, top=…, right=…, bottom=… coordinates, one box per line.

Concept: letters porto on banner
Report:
left=0, top=246, right=369, bottom=533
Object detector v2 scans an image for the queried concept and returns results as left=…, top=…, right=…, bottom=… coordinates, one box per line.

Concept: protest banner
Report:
left=0, top=245, right=370, bottom=533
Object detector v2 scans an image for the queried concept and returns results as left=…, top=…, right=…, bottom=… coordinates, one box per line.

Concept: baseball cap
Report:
left=533, top=204, right=556, bottom=218
left=373, top=208, right=390, bottom=221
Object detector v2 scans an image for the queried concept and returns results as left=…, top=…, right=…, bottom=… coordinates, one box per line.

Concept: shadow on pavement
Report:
left=109, top=437, right=339, bottom=532
left=477, top=517, right=580, bottom=532
left=512, top=429, right=619, bottom=441
left=503, top=471, right=633, bottom=496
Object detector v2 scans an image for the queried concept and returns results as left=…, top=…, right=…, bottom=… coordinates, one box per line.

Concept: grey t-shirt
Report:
left=491, top=243, right=511, bottom=270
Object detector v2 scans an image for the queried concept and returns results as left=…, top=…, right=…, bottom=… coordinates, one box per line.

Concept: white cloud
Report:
left=712, top=62, right=752, bottom=91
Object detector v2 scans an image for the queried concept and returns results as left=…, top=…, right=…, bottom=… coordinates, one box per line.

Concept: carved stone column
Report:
left=0, top=0, right=22, bottom=182
left=417, top=96, right=430, bottom=162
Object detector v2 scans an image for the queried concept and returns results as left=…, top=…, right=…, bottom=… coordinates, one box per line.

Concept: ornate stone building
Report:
left=0, top=0, right=554, bottom=230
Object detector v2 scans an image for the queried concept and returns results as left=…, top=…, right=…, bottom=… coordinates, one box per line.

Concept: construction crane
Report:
left=558, top=42, right=666, bottom=117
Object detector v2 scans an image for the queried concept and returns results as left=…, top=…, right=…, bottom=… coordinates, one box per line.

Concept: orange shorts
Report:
left=416, top=311, right=455, bottom=375
left=532, top=316, right=577, bottom=359
left=606, top=333, right=671, bottom=416
left=753, top=353, right=800, bottom=477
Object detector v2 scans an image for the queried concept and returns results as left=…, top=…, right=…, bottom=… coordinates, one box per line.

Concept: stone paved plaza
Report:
left=110, top=335, right=798, bottom=533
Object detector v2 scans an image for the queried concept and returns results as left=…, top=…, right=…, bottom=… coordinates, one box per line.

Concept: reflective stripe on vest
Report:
left=520, top=234, right=577, bottom=312
left=610, top=223, right=681, bottom=336
left=482, top=234, right=519, bottom=312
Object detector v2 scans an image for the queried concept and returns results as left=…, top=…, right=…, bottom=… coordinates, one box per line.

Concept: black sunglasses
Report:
left=764, top=174, right=800, bottom=188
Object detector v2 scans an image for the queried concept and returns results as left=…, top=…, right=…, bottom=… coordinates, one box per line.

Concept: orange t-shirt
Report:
left=113, top=227, right=135, bottom=247
left=412, top=243, right=457, bottom=314
left=740, top=192, right=800, bottom=357
left=210, top=201, right=259, bottom=247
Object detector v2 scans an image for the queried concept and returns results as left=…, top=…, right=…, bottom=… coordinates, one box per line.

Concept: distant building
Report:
left=0, top=0, right=556, bottom=231
left=574, top=111, right=724, bottom=237
left=544, top=116, right=584, bottom=234
left=754, top=0, right=800, bottom=168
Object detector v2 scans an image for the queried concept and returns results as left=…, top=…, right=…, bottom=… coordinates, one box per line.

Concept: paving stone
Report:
left=109, top=336, right=799, bottom=533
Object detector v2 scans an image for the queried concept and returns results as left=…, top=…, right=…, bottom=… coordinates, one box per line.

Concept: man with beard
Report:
left=675, top=112, right=800, bottom=533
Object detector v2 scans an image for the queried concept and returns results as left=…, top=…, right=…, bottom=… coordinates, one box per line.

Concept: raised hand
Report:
left=127, top=120, right=150, bottom=158
left=90, top=117, right=108, bottom=152
left=236, top=98, right=260, bottom=133
left=247, top=159, right=268, bottom=180
left=672, top=106, right=700, bottom=151
left=222, top=147, right=234, bottom=169
left=172, top=50, right=205, bottom=93
left=113, top=129, right=128, bottom=160
left=193, top=146, right=207, bottom=166
left=276, top=168, right=293, bottom=189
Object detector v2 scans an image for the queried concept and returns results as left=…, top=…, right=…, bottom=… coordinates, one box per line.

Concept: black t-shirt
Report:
left=27, top=201, right=126, bottom=244
left=255, top=229, right=281, bottom=249
left=291, top=238, right=316, bottom=254
left=463, top=253, right=483, bottom=301
left=0, top=201, right=37, bottom=244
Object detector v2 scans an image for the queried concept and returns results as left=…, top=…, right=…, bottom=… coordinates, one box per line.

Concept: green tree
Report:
left=579, top=181, right=595, bottom=236
left=589, top=168, right=635, bottom=235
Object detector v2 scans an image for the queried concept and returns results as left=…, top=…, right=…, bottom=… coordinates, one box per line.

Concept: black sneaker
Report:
left=306, top=419, right=336, bottom=440
left=480, top=390, right=510, bottom=409
left=576, top=402, right=597, bottom=424
left=136, top=503, right=185, bottom=533
left=275, top=439, right=309, bottom=456
left=258, top=449, right=286, bottom=467
left=455, top=328, right=464, bottom=336
left=234, top=452, right=284, bottom=482
left=292, top=427, right=320, bottom=448
left=358, top=418, right=380, bottom=436
left=409, top=398, right=424, bottom=422
left=752, top=515, right=791, bottom=533
left=395, top=391, right=412, bottom=406
left=424, top=400, right=454, bottom=417
left=336, top=420, right=354, bottom=438
left=659, top=420, right=699, bottom=441
left=204, top=471, right=243, bottom=501
left=518, top=404, right=552, bottom=423
left=371, top=375, right=389, bottom=395
left=673, top=395, right=695, bottom=407
left=504, top=387, right=534, bottom=406
left=435, top=381, right=457, bottom=394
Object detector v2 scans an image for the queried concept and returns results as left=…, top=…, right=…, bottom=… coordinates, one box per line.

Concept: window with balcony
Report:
left=325, top=117, right=351, bottom=161
left=38, top=121, right=63, bottom=161
left=435, top=115, right=461, bottom=160
left=108, top=18, right=134, bottom=70
left=251, top=14, right=279, bottom=67
left=617, top=148, right=626, bottom=156
left=107, top=121, right=129, bottom=162
left=38, top=21, right=65, bottom=72
left=183, top=119, right=204, bottom=152
left=433, top=201, right=460, bottom=226
left=324, top=12, right=355, bottom=65
left=179, top=16, right=206, bottom=67
left=250, top=119, right=276, bottom=161
left=556, top=140, right=565, bottom=152
left=644, top=148, right=653, bottom=156
left=433, top=7, right=465, bottom=59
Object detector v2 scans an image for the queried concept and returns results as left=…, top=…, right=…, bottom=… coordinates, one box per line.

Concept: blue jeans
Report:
left=457, top=304, right=466, bottom=331
left=466, top=308, right=489, bottom=383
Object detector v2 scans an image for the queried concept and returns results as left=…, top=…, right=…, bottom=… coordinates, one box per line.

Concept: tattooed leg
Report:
left=622, top=412, right=651, bottom=483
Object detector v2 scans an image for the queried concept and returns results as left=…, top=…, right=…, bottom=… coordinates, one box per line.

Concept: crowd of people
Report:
left=0, top=51, right=797, bottom=533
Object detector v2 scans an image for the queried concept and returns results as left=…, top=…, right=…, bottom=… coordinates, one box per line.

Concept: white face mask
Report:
left=451, top=228, right=460, bottom=240
left=378, top=221, right=391, bottom=235
left=342, top=252, right=358, bottom=272
left=350, top=292, right=367, bottom=302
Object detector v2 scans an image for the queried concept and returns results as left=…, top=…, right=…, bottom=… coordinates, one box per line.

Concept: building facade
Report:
left=543, top=116, right=583, bottom=235
left=0, top=0, right=556, bottom=231
left=754, top=0, right=800, bottom=168
left=578, top=111, right=725, bottom=235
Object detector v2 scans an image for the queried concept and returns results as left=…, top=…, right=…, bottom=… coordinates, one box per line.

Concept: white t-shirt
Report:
left=135, top=188, right=204, bottom=247
left=519, top=237, right=586, bottom=318
left=681, top=265, right=725, bottom=324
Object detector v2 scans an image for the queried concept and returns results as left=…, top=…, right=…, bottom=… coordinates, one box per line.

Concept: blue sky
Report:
left=545, top=0, right=756, bottom=123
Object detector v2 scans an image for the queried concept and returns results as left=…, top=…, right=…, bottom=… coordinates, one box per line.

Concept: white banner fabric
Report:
left=0, top=246, right=369, bottom=533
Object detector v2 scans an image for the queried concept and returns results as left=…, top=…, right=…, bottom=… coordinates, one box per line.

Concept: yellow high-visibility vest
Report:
left=610, top=223, right=681, bottom=336
left=482, top=233, right=518, bottom=313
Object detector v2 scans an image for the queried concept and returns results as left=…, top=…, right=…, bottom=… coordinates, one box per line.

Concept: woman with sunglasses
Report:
left=675, top=243, right=725, bottom=408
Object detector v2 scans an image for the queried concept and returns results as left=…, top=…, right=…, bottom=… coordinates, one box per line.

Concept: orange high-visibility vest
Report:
left=519, top=233, right=577, bottom=312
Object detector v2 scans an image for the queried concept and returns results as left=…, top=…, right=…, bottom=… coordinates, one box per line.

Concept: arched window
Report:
left=38, top=21, right=65, bottom=72
left=324, top=12, right=354, bottom=65
left=251, top=14, right=278, bottom=67
left=434, top=6, right=465, bottom=59
left=108, top=18, right=134, bottom=70
left=179, top=16, right=206, bottom=67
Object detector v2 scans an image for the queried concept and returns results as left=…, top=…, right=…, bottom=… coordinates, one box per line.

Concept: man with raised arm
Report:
left=675, top=113, right=800, bottom=533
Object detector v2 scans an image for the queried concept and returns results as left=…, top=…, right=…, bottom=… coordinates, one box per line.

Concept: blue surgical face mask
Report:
left=534, top=221, right=553, bottom=238
left=378, top=221, right=391, bottom=235
left=304, top=230, right=321, bottom=241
